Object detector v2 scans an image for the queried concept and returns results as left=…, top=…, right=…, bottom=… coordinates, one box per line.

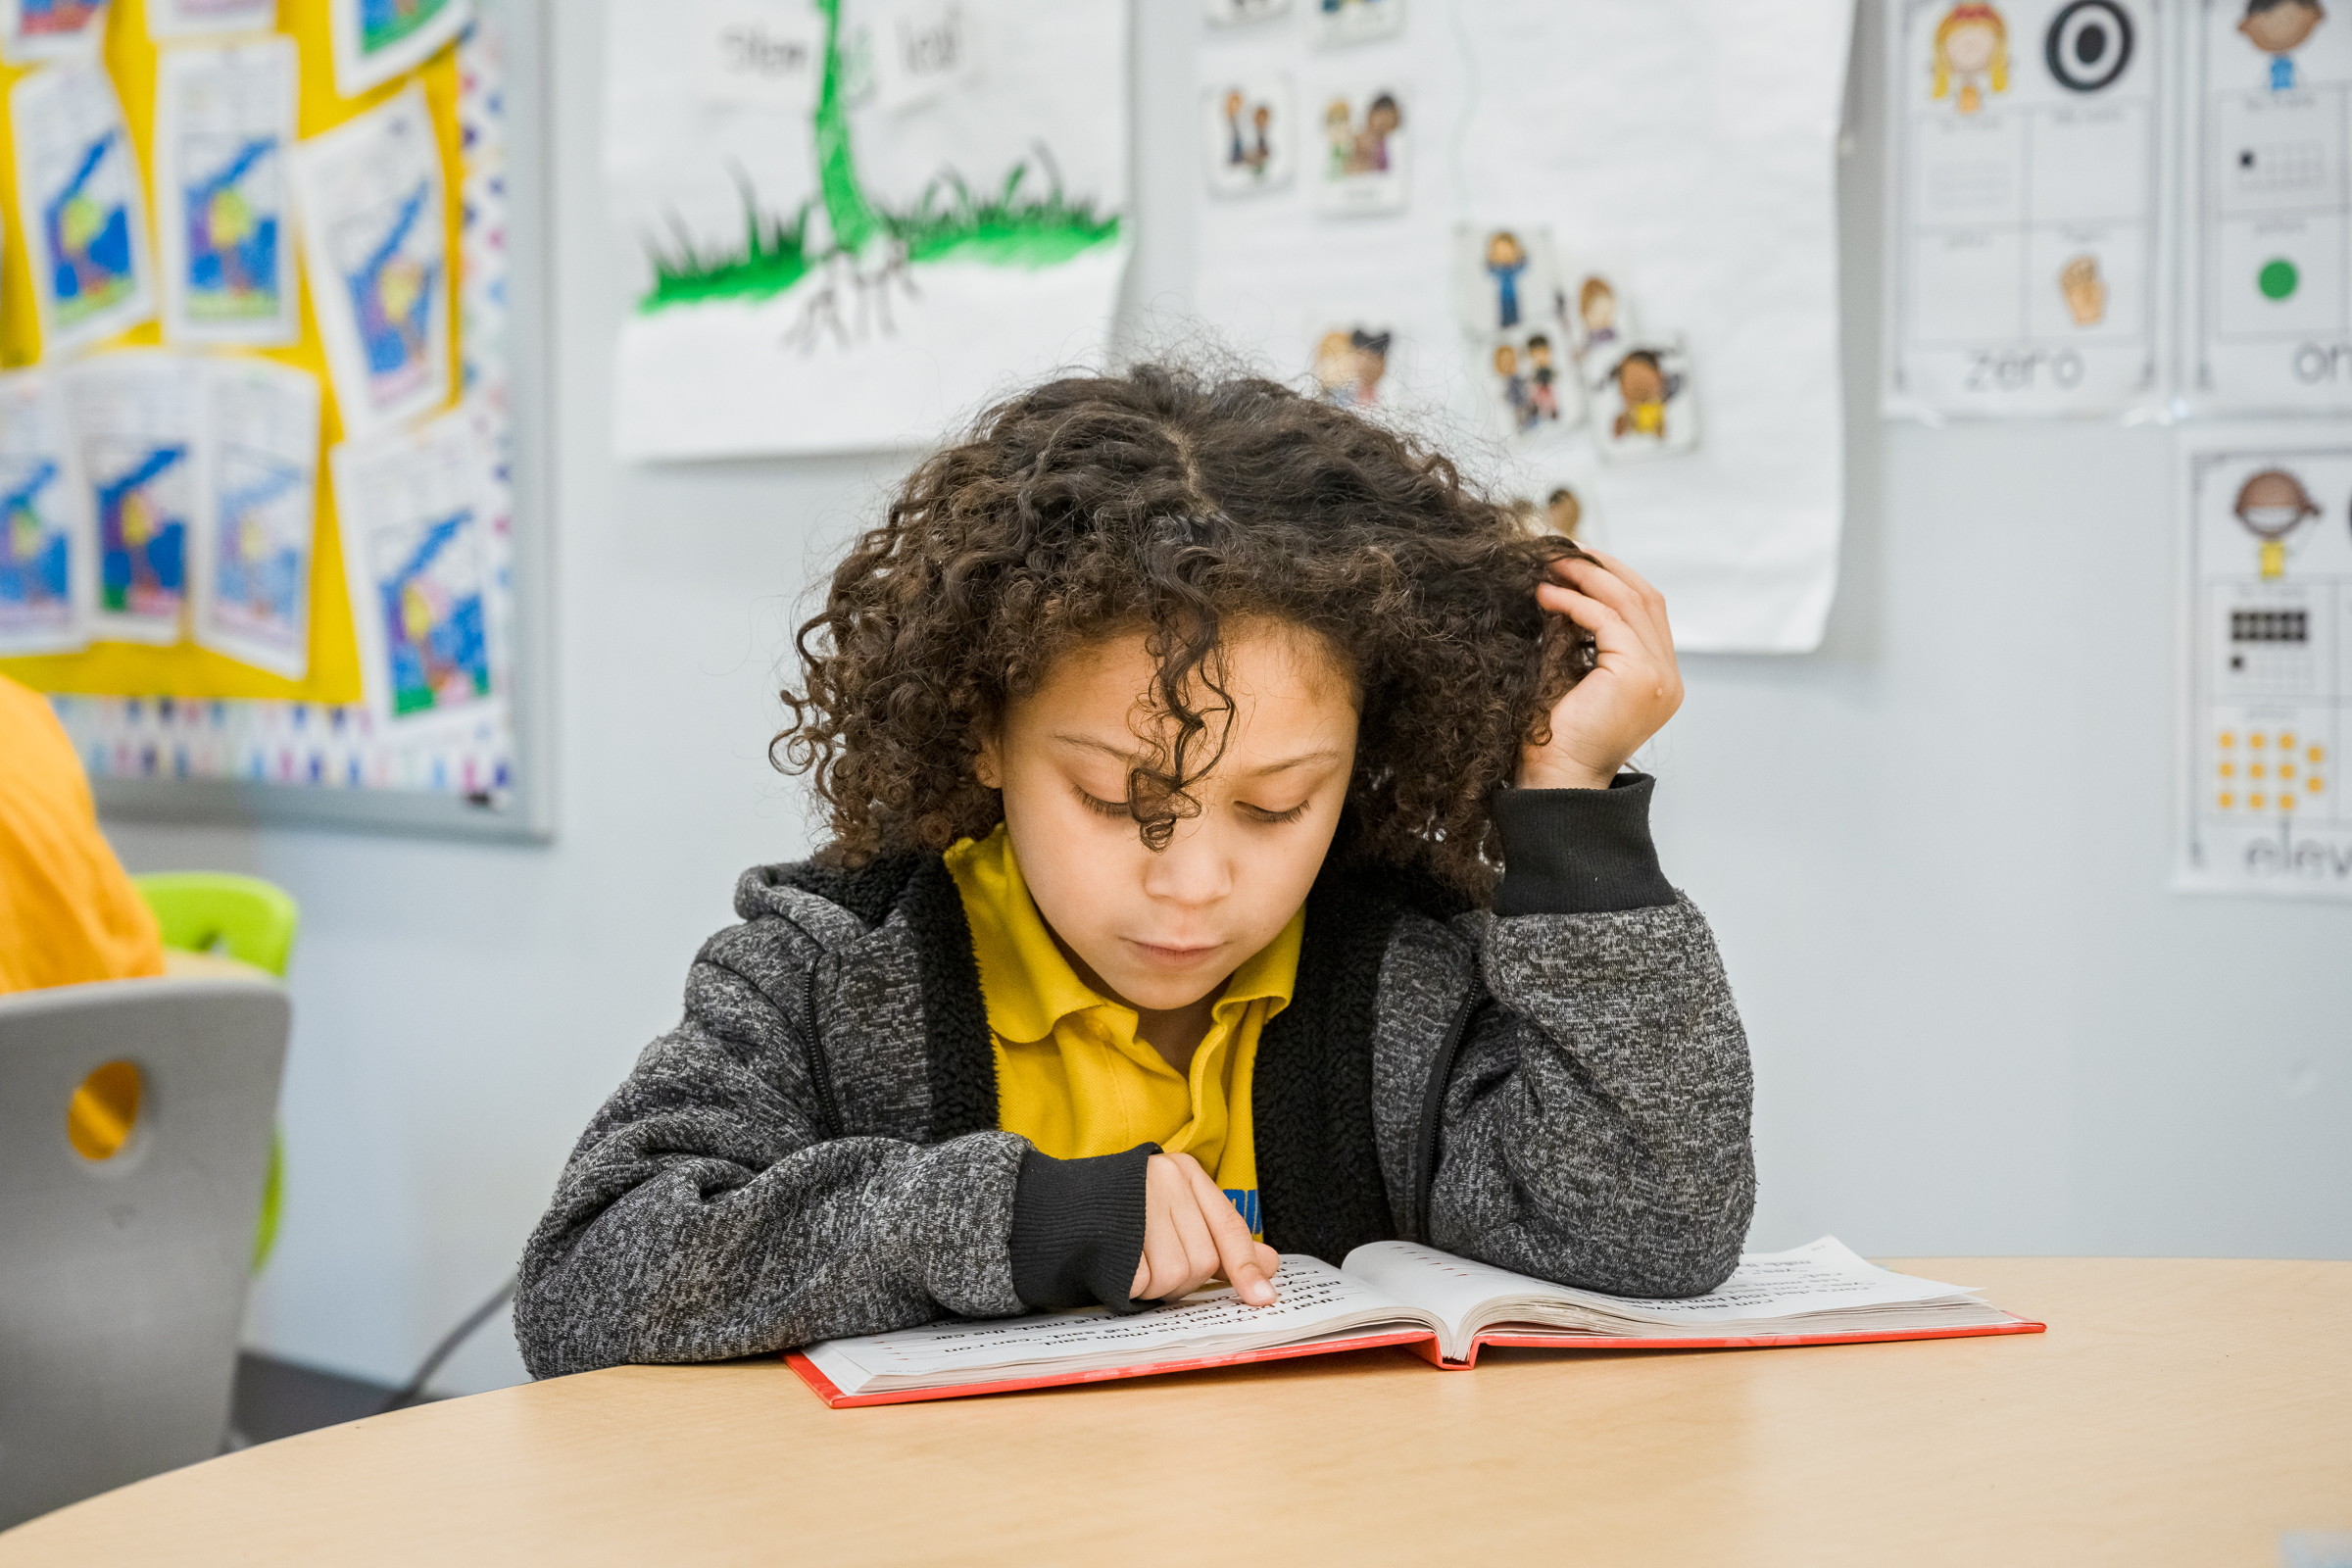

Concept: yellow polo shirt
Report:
left=944, top=824, right=1300, bottom=1239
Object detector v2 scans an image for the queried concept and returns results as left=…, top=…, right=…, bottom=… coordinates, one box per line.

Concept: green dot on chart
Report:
left=2258, top=258, right=2299, bottom=300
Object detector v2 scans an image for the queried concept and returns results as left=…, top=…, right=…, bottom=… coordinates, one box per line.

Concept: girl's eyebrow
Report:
left=1050, top=732, right=1344, bottom=777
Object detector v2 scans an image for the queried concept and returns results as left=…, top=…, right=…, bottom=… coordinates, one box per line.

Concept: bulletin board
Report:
left=0, top=0, right=551, bottom=841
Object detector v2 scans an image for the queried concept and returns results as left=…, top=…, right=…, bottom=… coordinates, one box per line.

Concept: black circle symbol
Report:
left=2046, top=0, right=2134, bottom=91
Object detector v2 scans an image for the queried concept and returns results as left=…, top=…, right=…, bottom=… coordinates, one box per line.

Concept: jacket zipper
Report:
left=1412, top=988, right=1480, bottom=1243
left=800, top=962, right=843, bottom=1140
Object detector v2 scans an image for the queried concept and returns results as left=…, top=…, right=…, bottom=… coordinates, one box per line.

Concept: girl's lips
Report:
left=1126, top=938, right=1224, bottom=965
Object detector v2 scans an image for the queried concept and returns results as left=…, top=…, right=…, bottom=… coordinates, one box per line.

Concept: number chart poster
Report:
left=604, top=0, right=1130, bottom=459
left=2185, top=0, right=2352, bottom=412
left=2178, top=424, right=2352, bottom=900
left=1886, top=0, right=2169, bottom=418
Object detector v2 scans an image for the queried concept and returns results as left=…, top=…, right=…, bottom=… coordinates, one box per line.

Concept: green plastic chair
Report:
left=131, top=873, right=298, bottom=1275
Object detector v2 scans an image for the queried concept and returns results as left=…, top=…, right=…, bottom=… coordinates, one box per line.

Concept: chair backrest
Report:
left=130, top=874, right=300, bottom=978
left=0, top=977, right=289, bottom=1530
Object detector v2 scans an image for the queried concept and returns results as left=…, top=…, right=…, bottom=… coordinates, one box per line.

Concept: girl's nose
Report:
left=1140, top=818, right=1234, bottom=907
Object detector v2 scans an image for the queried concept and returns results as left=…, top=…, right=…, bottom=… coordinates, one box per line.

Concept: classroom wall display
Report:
left=0, top=2, right=541, bottom=832
left=2177, top=422, right=2352, bottom=898
left=602, top=0, right=1129, bottom=460
left=145, top=0, right=277, bottom=42
left=0, top=368, right=91, bottom=654
left=154, top=37, right=298, bottom=347
left=1313, top=0, right=1402, bottom=48
left=1884, top=0, right=2172, bottom=418
left=0, top=0, right=112, bottom=63
left=2182, top=0, right=2352, bottom=412
left=1191, top=0, right=1852, bottom=653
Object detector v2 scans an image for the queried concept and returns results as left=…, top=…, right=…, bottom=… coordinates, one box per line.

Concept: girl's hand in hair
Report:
left=1131, top=1152, right=1281, bottom=1306
left=1517, top=549, right=1684, bottom=791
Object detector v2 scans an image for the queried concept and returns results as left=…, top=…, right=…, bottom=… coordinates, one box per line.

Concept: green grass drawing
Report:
left=637, top=0, right=1118, bottom=314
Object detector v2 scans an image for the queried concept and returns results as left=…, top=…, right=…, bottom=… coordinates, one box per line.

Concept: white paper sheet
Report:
left=10, top=60, right=156, bottom=358
left=0, top=369, right=93, bottom=656
left=156, top=39, right=300, bottom=348
left=63, top=353, right=201, bottom=648
left=1189, top=0, right=1852, bottom=653
left=2176, top=422, right=2352, bottom=899
left=604, top=0, right=1131, bottom=458
left=190, top=360, right=321, bottom=679
left=2184, top=0, right=2352, bottom=412
left=802, top=1256, right=1419, bottom=1395
left=146, top=0, right=274, bottom=40
left=1885, top=0, right=2170, bottom=418
left=291, top=83, right=452, bottom=438
left=330, top=405, right=504, bottom=742
left=0, top=0, right=108, bottom=63
left=329, top=0, right=471, bottom=100
left=1346, top=1237, right=1979, bottom=1336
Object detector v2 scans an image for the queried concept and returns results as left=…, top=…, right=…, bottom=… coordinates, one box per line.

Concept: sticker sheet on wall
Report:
left=603, top=0, right=1130, bottom=460
left=2183, top=0, right=2352, bottom=412
left=1307, top=319, right=1394, bottom=409
left=2176, top=424, right=2352, bottom=899
left=1884, top=0, right=2170, bottom=419
left=1188, top=0, right=1850, bottom=654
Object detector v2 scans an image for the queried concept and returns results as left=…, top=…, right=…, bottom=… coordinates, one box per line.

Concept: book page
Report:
left=801, top=1254, right=1431, bottom=1396
left=1345, top=1238, right=1984, bottom=1355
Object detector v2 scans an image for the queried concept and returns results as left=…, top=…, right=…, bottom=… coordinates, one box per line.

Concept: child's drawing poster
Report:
left=332, top=406, right=501, bottom=740
left=10, top=62, right=155, bottom=357
left=604, top=0, right=1131, bottom=459
left=146, top=0, right=275, bottom=39
left=0, top=0, right=109, bottom=62
left=156, top=39, right=299, bottom=347
left=191, top=360, right=320, bottom=679
left=1886, top=0, right=2169, bottom=418
left=0, top=370, right=92, bottom=656
left=1190, top=0, right=1850, bottom=652
left=64, top=353, right=199, bottom=647
left=290, top=83, right=451, bottom=438
left=2177, top=423, right=2352, bottom=899
left=2184, top=0, right=2352, bottom=412
left=329, top=0, right=471, bottom=99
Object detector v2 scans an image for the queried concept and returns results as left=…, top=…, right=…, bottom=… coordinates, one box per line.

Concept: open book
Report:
left=787, top=1237, right=2044, bottom=1408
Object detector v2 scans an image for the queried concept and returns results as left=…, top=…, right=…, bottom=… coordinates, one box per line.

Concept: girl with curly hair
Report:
left=515, top=365, right=1753, bottom=1376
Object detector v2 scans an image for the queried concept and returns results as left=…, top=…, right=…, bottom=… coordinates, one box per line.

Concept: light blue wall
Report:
left=106, top=0, right=2351, bottom=1396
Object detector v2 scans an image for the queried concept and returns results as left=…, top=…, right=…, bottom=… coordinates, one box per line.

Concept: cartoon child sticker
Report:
left=2232, top=467, right=2321, bottom=577
left=1324, top=98, right=1355, bottom=178
left=1486, top=230, right=1528, bottom=330
left=1313, top=326, right=1392, bottom=408
left=2060, top=254, right=2106, bottom=325
left=1576, top=276, right=1622, bottom=357
left=1204, top=80, right=1291, bottom=196
left=1612, top=350, right=1672, bottom=439
left=1933, top=4, right=2010, bottom=115
left=1494, top=343, right=1532, bottom=429
left=1526, top=333, right=1561, bottom=422
left=2240, top=0, right=2325, bottom=90
left=1354, top=92, right=1401, bottom=172
left=1545, top=485, right=1583, bottom=540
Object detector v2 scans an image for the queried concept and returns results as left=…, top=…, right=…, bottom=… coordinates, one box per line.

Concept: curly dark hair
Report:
left=773, top=363, right=1592, bottom=904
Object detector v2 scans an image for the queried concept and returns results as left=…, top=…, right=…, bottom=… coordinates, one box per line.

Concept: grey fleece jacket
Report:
left=514, top=776, right=1755, bottom=1379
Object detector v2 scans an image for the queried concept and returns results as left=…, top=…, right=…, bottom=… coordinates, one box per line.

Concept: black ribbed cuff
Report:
left=1492, top=772, right=1676, bottom=915
left=1008, top=1143, right=1157, bottom=1313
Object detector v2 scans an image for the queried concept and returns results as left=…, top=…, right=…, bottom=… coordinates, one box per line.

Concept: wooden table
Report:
left=4, top=1259, right=2346, bottom=1566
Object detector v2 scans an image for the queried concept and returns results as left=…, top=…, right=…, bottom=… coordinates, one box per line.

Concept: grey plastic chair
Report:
left=0, top=976, right=289, bottom=1531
